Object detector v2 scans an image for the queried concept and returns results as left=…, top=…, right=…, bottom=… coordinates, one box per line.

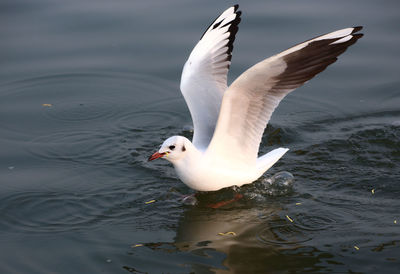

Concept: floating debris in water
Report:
left=295, top=202, right=302, bottom=205
left=371, top=189, right=375, bottom=194
left=286, top=215, right=294, bottom=222
left=132, top=244, right=143, bottom=248
left=106, top=259, right=112, bottom=263
left=218, top=231, right=236, bottom=236
left=42, top=103, right=52, bottom=107
left=145, top=199, right=156, bottom=204
left=354, top=246, right=360, bottom=251
left=394, top=220, right=397, bottom=224
left=8, top=166, right=15, bottom=170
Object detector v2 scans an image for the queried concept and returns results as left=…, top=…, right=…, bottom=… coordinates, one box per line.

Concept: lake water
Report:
left=1, top=0, right=399, bottom=273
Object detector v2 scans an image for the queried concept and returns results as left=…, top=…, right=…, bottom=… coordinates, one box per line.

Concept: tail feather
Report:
left=256, top=147, right=289, bottom=174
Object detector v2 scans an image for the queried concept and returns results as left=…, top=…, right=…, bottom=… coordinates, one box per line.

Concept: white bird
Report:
left=148, top=5, right=363, bottom=191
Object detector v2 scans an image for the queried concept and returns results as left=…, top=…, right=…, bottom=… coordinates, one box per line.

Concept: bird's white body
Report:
left=174, top=154, right=257, bottom=192
left=168, top=137, right=289, bottom=191
left=148, top=5, right=363, bottom=191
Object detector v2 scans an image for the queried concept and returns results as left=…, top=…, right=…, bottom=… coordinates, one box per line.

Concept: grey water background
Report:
left=1, top=0, right=399, bottom=273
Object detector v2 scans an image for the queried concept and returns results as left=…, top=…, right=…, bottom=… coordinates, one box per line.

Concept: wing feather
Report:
left=207, top=27, right=363, bottom=165
left=180, top=5, right=241, bottom=150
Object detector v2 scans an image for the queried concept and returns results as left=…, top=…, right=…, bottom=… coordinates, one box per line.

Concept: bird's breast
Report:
left=173, top=156, right=258, bottom=191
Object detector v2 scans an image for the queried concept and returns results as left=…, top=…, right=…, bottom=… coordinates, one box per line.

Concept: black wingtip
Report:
left=199, top=5, right=242, bottom=40
left=352, top=26, right=363, bottom=34
left=224, top=7, right=242, bottom=66
left=196, top=6, right=242, bottom=70
left=353, top=33, right=364, bottom=39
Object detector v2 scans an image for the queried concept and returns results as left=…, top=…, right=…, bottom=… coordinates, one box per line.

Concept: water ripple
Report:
left=26, top=130, right=128, bottom=166
left=0, top=72, right=187, bottom=170
left=0, top=185, right=182, bottom=234
left=42, top=98, right=118, bottom=122
left=257, top=215, right=311, bottom=246
left=0, top=191, right=107, bottom=233
left=0, top=72, right=179, bottom=140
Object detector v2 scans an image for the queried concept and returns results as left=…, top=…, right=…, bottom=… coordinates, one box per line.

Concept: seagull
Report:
left=148, top=5, right=363, bottom=191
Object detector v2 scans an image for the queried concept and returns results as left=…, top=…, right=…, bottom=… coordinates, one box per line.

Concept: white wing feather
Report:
left=207, top=27, right=363, bottom=166
left=180, top=5, right=241, bottom=150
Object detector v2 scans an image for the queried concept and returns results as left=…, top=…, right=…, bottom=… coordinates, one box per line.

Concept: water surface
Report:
left=1, top=0, right=399, bottom=273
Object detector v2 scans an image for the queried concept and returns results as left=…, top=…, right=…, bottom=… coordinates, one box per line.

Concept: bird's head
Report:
left=148, top=136, right=189, bottom=163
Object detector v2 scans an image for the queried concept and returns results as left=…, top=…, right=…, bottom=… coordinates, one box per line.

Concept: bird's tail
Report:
left=256, top=147, right=289, bottom=175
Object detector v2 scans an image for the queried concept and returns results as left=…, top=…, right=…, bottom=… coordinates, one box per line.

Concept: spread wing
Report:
left=207, top=27, right=363, bottom=165
left=180, top=5, right=241, bottom=150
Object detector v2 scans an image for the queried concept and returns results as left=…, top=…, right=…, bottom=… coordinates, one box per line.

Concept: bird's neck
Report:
left=173, top=141, right=202, bottom=168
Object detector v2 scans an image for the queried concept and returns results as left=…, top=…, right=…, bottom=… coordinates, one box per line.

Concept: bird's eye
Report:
left=169, top=145, right=175, bottom=150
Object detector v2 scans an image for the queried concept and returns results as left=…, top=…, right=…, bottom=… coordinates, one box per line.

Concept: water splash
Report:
left=182, top=194, right=198, bottom=206
left=242, top=171, right=295, bottom=201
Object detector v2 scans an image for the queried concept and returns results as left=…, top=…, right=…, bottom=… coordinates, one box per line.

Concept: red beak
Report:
left=148, top=152, right=165, bottom=161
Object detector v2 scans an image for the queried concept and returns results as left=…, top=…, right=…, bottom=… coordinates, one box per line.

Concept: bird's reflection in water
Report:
left=129, top=177, right=335, bottom=273
left=171, top=189, right=324, bottom=273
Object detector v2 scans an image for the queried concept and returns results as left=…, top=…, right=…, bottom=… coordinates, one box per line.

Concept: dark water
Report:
left=1, top=0, right=399, bottom=273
